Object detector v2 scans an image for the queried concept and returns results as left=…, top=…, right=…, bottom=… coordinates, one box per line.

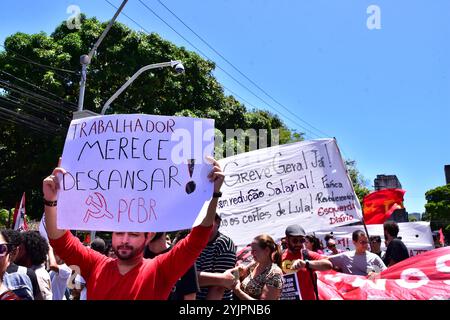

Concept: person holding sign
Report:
left=231, top=234, right=284, bottom=300
left=42, top=157, right=224, bottom=300
left=281, top=225, right=331, bottom=300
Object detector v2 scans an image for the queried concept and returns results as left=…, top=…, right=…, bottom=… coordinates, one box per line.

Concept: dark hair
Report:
left=104, top=241, right=112, bottom=254
left=90, top=237, right=106, bottom=254
left=22, top=231, right=49, bottom=266
left=383, top=221, right=399, bottom=237
left=2, top=229, right=22, bottom=249
left=306, top=235, right=323, bottom=252
left=369, top=235, right=381, bottom=243
left=324, top=233, right=334, bottom=242
left=254, top=234, right=282, bottom=268
left=0, top=229, right=11, bottom=243
left=352, top=230, right=366, bottom=242
left=150, top=232, right=166, bottom=243
left=173, top=229, right=190, bottom=245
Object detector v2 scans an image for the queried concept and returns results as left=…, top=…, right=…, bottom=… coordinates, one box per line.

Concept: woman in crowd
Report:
left=305, top=234, right=324, bottom=254
left=232, top=234, right=284, bottom=300
left=0, top=230, right=20, bottom=300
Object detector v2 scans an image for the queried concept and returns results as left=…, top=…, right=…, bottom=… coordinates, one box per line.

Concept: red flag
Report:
left=13, top=192, right=28, bottom=231
left=439, top=228, right=445, bottom=246
left=363, top=189, right=406, bottom=224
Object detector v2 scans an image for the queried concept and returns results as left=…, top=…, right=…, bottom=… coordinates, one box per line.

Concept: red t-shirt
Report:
left=50, top=226, right=211, bottom=300
left=281, top=249, right=323, bottom=300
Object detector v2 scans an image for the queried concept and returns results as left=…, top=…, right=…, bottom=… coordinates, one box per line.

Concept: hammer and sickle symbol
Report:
left=83, top=192, right=114, bottom=223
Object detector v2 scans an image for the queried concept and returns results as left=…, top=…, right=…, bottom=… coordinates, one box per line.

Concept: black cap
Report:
left=285, top=225, right=306, bottom=237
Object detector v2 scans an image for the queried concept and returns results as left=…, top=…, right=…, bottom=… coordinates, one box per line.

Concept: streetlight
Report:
left=77, top=0, right=129, bottom=112
left=100, top=60, right=185, bottom=115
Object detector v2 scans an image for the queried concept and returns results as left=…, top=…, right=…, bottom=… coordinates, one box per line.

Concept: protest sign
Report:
left=211, top=139, right=362, bottom=249
left=58, top=114, right=214, bottom=232
left=280, top=273, right=302, bottom=300
left=315, top=221, right=434, bottom=256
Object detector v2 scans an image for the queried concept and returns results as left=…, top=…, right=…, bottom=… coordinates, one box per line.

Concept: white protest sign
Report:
left=314, top=221, right=434, bottom=256
left=209, top=139, right=362, bottom=249
left=58, top=114, right=214, bottom=232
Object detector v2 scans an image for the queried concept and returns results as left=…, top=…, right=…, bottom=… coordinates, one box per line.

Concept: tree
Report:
left=345, top=160, right=371, bottom=204
left=0, top=16, right=298, bottom=219
left=423, top=184, right=450, bottom=236
left=0, top=209, right=10, bottom=227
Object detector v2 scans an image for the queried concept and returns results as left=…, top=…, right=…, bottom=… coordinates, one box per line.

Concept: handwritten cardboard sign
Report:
left=58, top=114, right=214, bottom=232
left=205, top=139, right=362, bottom=249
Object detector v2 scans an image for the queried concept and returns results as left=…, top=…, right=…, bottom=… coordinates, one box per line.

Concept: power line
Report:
left=0, top=114, right=53, bottom=135
left=156, top=0, right=330, bottom=138
left=0, top=44, right=76, bottom=74
left=0, top=97, right=67, bottom=132
left=0, top=94, right=64, bottom=120
left=0, top=105, right=61, bottom=134
left=137, top=0, right=321, bottom=137
left=0, top=71, right=77, bottom=109
left=105, top=0, right=320, bottom=139
left=0, top=80, right=74, bottom=115
left=222, top=86, right=260, bottom=110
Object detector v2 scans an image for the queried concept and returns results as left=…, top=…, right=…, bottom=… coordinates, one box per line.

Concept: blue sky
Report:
left=1, top=0, right=449, bottom=214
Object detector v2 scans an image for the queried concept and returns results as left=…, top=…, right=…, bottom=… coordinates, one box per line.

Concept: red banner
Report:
left=317, top=246, right=450, bottom=300
left=363, top=189, right=405, bottom=224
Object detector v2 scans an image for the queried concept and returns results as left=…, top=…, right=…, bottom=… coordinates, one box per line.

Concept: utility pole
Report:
left=76, top=0, right=129, bottom=117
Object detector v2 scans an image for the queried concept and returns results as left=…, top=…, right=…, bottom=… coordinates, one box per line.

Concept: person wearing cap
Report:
left=281, top=224, right=330, bottom=300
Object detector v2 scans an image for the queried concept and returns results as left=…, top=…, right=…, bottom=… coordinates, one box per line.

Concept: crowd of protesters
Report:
left=1, top=218, right=419, bottom=300
left=0, top=160, right=441, bottom=300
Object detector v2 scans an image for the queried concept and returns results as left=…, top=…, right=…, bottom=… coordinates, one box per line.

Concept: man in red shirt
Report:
left=281, top=225, right=331, bottom=300
left=42, top=158, right=225, bottom=300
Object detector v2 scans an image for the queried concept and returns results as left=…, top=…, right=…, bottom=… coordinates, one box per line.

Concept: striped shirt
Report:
left=196, top=232, right=237, bottom=300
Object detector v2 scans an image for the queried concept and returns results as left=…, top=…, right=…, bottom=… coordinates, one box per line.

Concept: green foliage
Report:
left=0, top=16, right=299, bottom=219
left=0, top=209, right=10, bottom=227
left=424, top=184, right=450, bottom=232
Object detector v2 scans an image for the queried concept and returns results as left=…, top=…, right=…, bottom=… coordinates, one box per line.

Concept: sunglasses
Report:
left=0, top=243, right=13, bottom=257
left=289, top=237, right=305, bottom=244
left=371, top=239, right=381, bottom=243
left=358, top=240, right=369, bottom=245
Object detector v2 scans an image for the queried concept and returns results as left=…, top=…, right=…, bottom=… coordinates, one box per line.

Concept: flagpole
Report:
left=361, top=216, right=373, bottom=252
left=333, top=137, right=373, bottom=251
